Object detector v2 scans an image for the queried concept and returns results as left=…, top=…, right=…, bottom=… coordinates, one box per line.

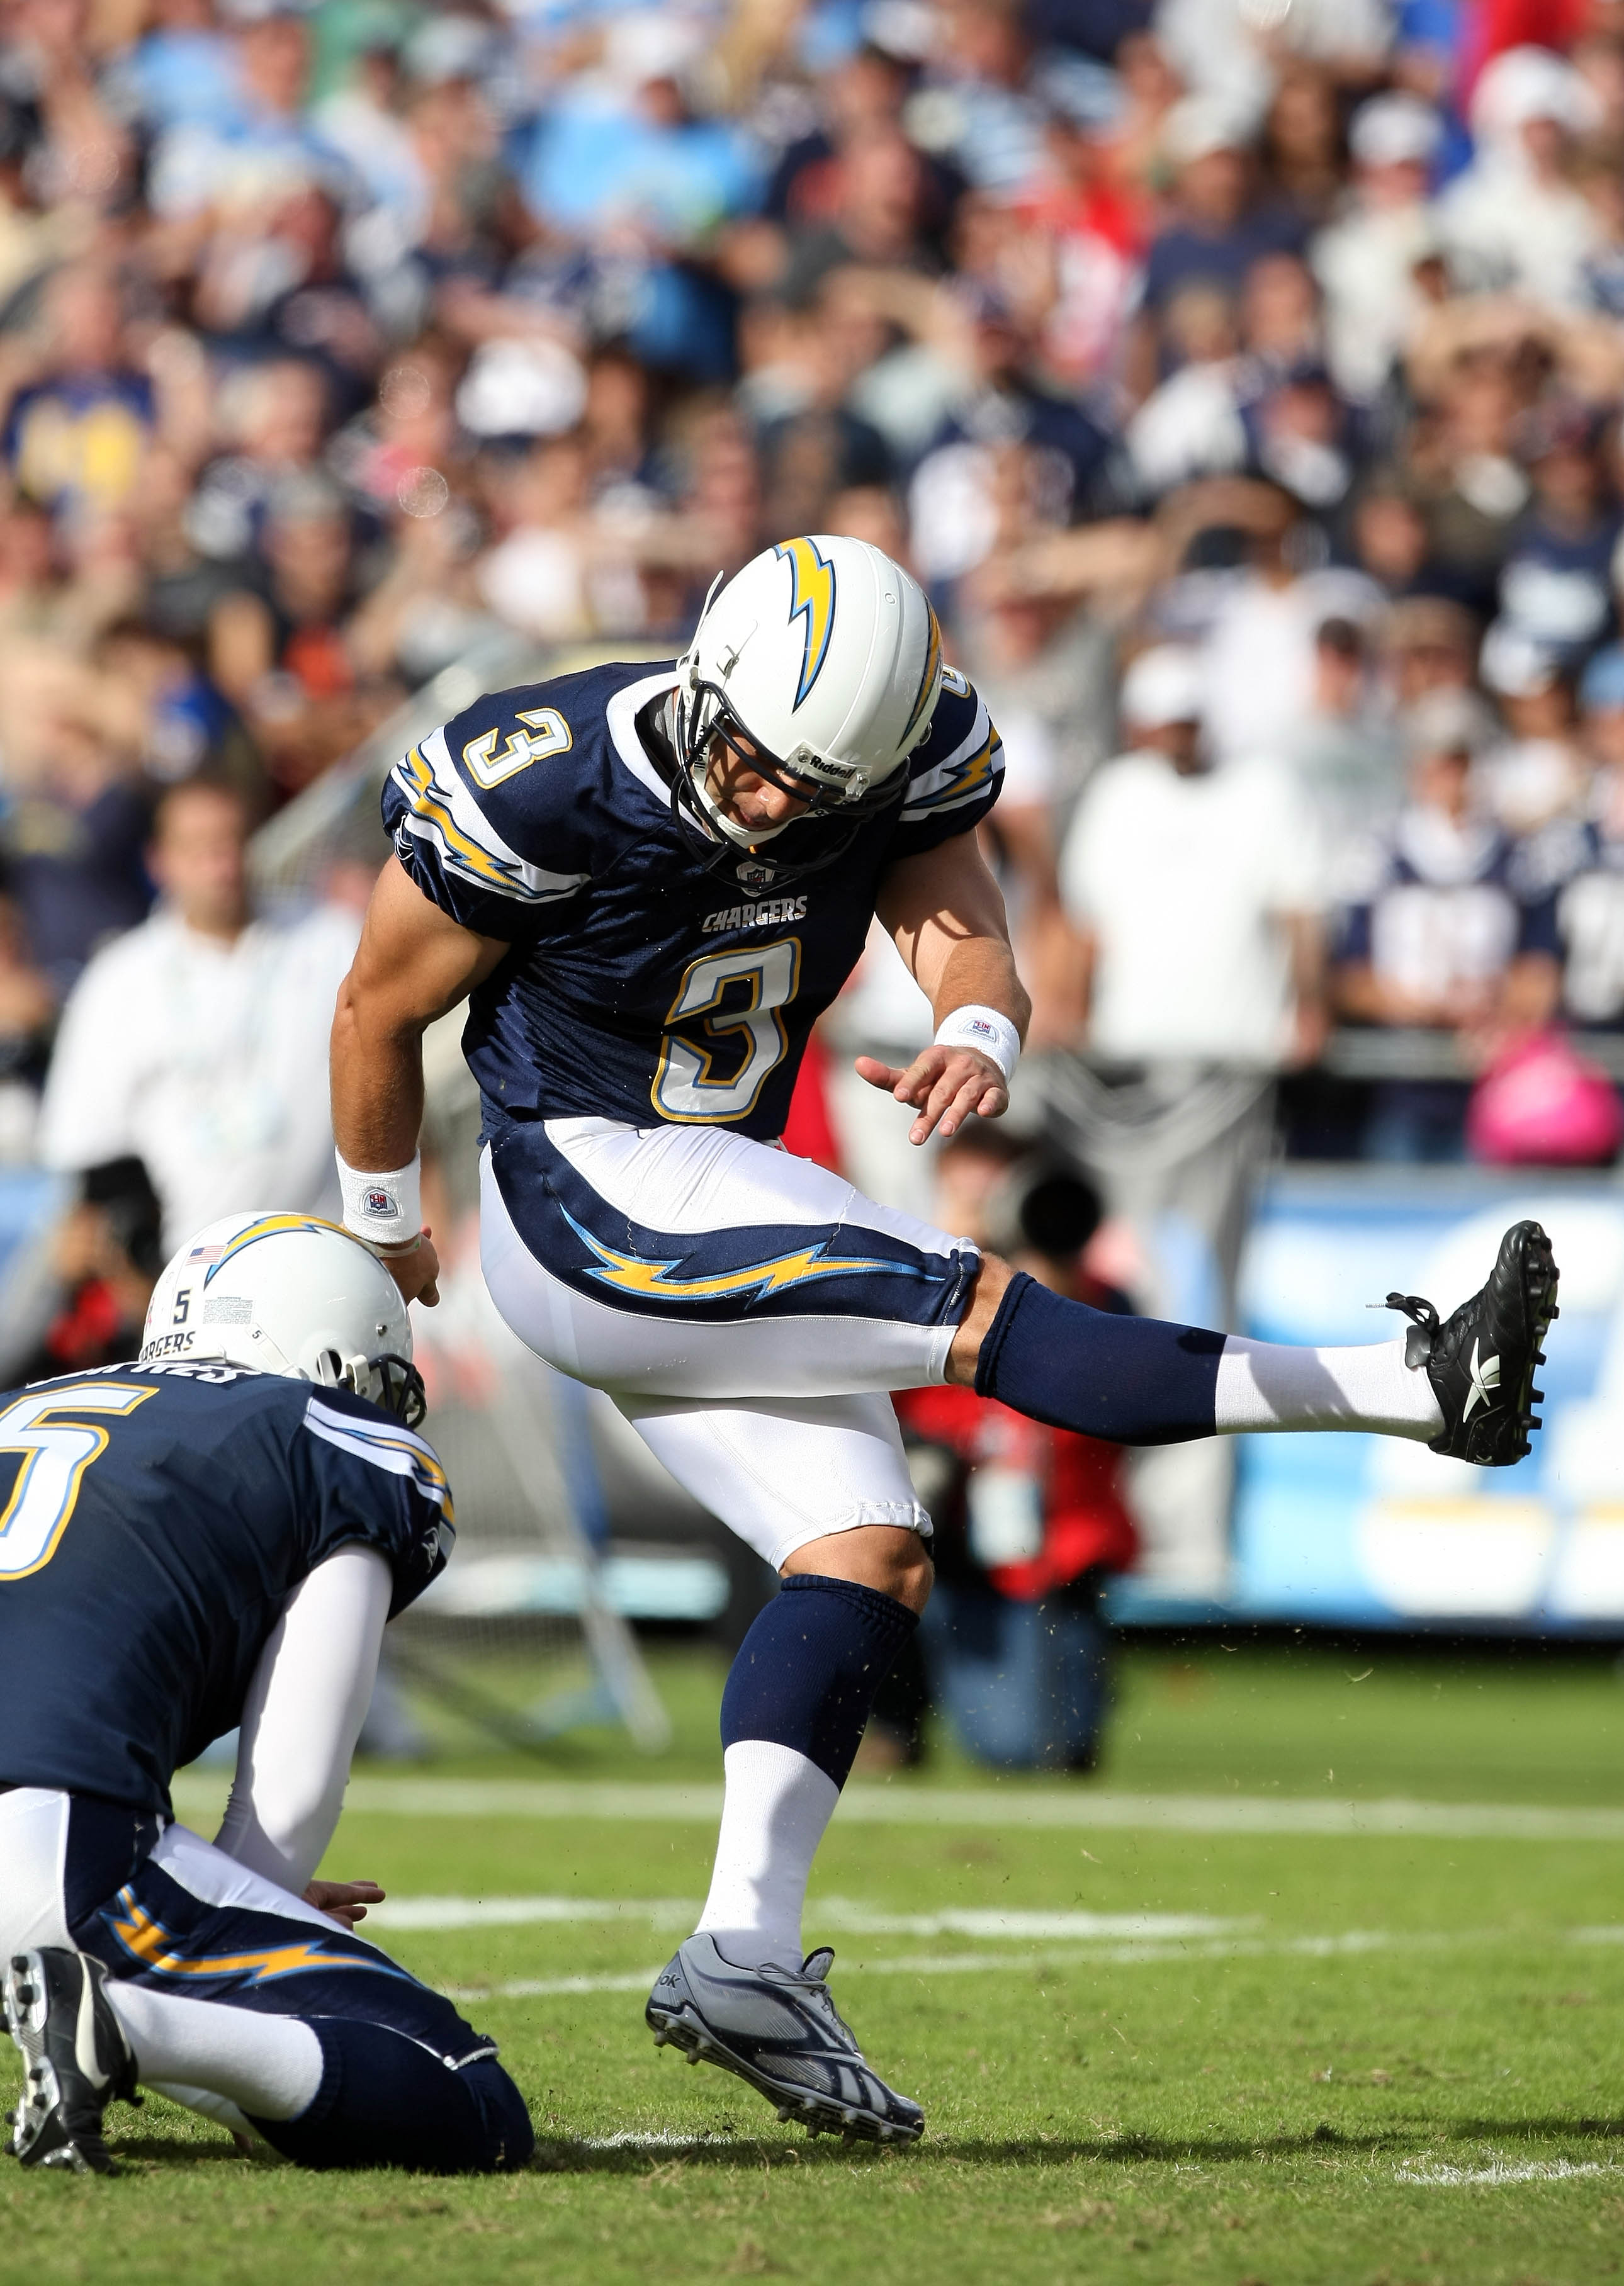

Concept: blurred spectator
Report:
left=1334, top=685, right=1562, bottom=1159
left=1312, top=92, right=1444, bottom=405
left=1052, top=642, right=1328, bottom=1320
left=891, top=1132, right=1137, bottom=1772
left=1494, top=397, right=1621, bottom=663
left=1531, top=643, right=1624, bottom=1032
left=0, top=709, right=152, bottom=1004
left=1476, top=622, right=1589, bottom=832
left=1437, top=46, right=1599, bottom=306
left=1280, top=615, right=1403, bottom=852
left=9, top=1155, right=164, bottom=1387
left=38, top=778, right=359, bottom=1247
left=1131, top=96, right=1307, bottom=381
left=1196, top=480, right=1382, bottom=761
left=0, top=0, right=1619, bottom=1214
left=2, top=264, right=156, bottom=520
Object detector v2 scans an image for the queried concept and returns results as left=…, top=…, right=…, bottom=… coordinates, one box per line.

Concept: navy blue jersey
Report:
left=1338, top=809, right=1560, bottom=991
left=1521, top=812, right=1624, bottom=1027
left=380, top=658, right=1003, bottom=1141
left=0, top=1362, right=453, bottom=1815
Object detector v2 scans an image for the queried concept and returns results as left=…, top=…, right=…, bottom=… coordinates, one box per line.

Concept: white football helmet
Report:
left=672, top=534, right=944, bottom=881
left=140, top=1212, right=426, bottom=1426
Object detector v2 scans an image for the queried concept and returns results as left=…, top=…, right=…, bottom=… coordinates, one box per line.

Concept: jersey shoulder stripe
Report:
left=388, top=725, right=590, bottom=909
left=302, top=1395, right=456, bottom=1528
left=899, top=674, right=1003, bottom=823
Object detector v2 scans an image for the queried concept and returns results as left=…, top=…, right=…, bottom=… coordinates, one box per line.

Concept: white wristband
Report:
left=336, top=1149, right=422, bottom=1249
left=933, top=1005, right=1020, bottom=1085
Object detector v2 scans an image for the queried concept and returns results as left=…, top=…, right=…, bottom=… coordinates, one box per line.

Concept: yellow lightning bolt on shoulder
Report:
left=774, top=536, right=837, bottom=709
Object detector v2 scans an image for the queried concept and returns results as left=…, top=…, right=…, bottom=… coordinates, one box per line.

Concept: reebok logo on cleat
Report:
left=1462, top=1343, right=1501, bottom=1421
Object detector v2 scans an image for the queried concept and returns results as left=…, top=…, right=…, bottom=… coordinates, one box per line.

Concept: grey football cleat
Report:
left=4, top=1949, right=141, bottom=2176
left=646, top=1934, right=924, bottom=2145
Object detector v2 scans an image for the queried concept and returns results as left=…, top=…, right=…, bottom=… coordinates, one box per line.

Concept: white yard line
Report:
left=369, top=1897, right=1247, bottom=1939
left=169, top=1774, right=1624, bottom=1843
left=1397, top=2158, right=1614, bottom=2187
left=440, top=1925, right=1503, bottom=2003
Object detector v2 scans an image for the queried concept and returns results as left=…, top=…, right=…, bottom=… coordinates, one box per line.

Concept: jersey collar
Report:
left=606, top=668, right=682, bottom=808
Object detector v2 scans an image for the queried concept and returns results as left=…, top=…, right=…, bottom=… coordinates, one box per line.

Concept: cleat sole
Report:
left=645, top=2002, right=923, bottom=2146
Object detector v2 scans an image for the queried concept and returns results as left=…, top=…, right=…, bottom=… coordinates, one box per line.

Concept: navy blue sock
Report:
left=975, top=1270, right=1225, bottom=1444
left=721, top=1574, right=918, bottom=1789
left=251, top=2019, right=534, bottom=2174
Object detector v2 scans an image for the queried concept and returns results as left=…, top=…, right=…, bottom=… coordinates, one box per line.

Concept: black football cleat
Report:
left=1384, top=1219, right=1559, bottom=1468
left=4, top=1949, right=141, bottom=2176
left=646, top=1934, right=923, bottom=2145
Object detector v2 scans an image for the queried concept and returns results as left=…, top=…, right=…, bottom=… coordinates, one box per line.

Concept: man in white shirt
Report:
left=1311, top=93, right=1445, bottom=405
left=1046, top=645, right=1328, bottom=1593
left=39, top=780, right=360, bottom=1250
left=1061, top=646, right=1328, bottom=1084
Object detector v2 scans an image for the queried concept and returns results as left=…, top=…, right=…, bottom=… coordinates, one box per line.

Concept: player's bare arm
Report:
left=861, top=830, right=1032, bottom=1146
left=330, top=856, right=506, bottom=1305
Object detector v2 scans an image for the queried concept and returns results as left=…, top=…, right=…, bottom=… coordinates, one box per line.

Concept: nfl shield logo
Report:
left=735, top=858, right=777, bottom=890
left=365, top=1188, right=399, bottom=1218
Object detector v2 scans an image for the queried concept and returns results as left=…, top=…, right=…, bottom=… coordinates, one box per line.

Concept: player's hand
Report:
left=303, top=1878, right=385, bottom=1928
left=855, top=1045, right=1008, bottom=1146
left=381, top=1227, right=441, bottom=1307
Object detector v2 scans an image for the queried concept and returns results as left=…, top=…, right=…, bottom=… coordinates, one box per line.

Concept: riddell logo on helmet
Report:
left=365, top=1190, right=400, bottom=1217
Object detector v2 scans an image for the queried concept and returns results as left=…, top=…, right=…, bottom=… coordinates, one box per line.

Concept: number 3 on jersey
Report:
left=653, top=940, right=801, bottom=1122
left=0, top=1382, right=157, bottom=1580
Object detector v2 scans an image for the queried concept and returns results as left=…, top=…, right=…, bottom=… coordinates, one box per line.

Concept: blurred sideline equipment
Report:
left=396, top=1256, right=672, bottom=1753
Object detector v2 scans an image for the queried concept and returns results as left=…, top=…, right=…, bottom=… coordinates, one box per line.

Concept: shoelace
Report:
left=1382, top=1291, right=1440, bottom=1370
left=796, top=1954, right=864, bottom=2054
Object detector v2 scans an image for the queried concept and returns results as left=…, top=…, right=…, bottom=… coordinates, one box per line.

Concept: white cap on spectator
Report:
left=1349, top=93, right=1443, bottom=172
left=604, top=9, right=706, bottom=89
left=455, top=338, right=588, bottom=439
left=1401, top=686, right=1496, bottom=758
left=1121, top=645, right=1205, bottom=730
left=1161, top=94, right=1257, bottom=169
left=404, top=13, right=493, bottom=84
left=1470, top=45, right=1599, bottom=147
left=1480, top=619, right=1564, bottom=699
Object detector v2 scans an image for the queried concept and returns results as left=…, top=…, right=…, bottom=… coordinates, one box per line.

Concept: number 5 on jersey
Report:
left=0, top=1383, right=157, bottom=1580
left=653, top=940, right=801, bottom=1121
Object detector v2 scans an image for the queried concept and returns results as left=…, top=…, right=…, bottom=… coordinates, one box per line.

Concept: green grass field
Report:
left=6, top=1639, right=1624, bottom=2286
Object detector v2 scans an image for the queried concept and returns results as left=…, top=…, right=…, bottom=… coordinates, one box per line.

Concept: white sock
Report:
left=1214, top=1334, right=1445, bottom=1441
left=145, top=2081, right=257, bottom=2139
left=692, top=1738, right=839, bottom=1971
left=107, top=1986, right=324, bottom=2122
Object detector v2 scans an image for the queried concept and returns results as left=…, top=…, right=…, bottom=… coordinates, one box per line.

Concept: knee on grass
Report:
left=252, top=2024, right=534, bottom=2175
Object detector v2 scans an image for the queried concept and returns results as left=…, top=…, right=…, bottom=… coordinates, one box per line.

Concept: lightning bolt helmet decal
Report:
left=774, top=536, right=837, bottom=709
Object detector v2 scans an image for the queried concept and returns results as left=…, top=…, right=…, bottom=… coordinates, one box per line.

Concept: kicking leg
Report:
left=956, top=1221, right=1559, bottom=1470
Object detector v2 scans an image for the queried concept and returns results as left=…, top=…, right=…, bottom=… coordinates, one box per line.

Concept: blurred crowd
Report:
left=18, top=0, right=1624, bottom=1759
left=4, top=0, right=1624, bottom=1241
